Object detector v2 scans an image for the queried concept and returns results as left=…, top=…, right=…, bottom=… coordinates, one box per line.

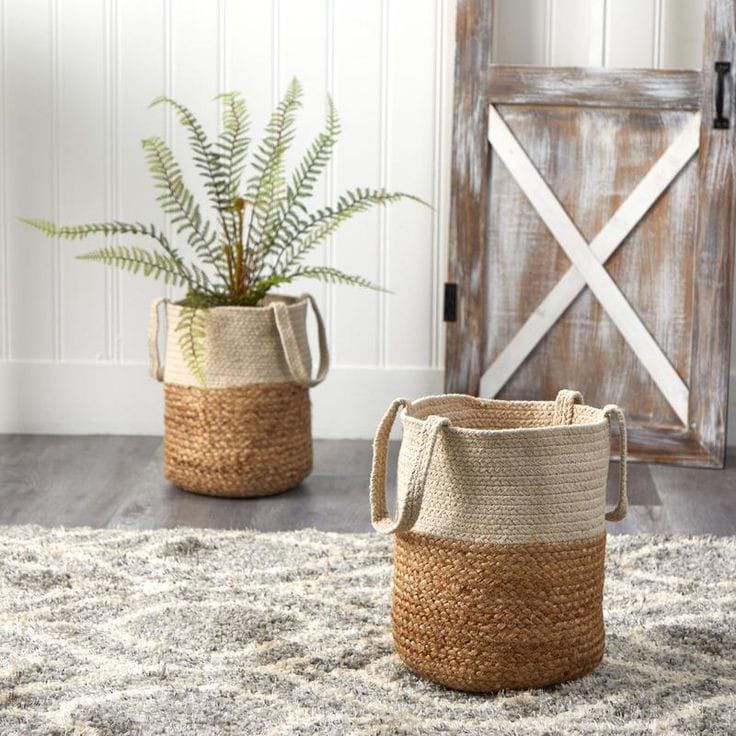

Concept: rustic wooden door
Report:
left=446, top=0, right=736, bottom=466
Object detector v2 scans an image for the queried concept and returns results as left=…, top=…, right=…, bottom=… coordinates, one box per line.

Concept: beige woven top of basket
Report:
left=147, top=293, right=329, bottom=389
left=370, top=391, right=627, bottom=545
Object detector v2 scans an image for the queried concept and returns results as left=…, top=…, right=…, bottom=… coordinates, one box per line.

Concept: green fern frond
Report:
left=23, top=218, right=168, bottom=244
left=274, top=189, right=425, bottom=274
left=215, top=92, right=251, bottom=201
left=150, top=96, right=234, bottom=244
left=21, top=217, right=205, bottom=289
left=141, top=137, right=224, bottom=278
left=245, top=78, right=303, bottom=252
left=77, top=246, right=195, bottom=287
left=287, top=95, right=339, bottom=208
left=290, top=266, right=385, bottom=291
left=25, top=86, right=425, bottom=320
left=253, top=96, right=340, bottom=278
left=247, top=274, right=295, bottom=304
left=175, top=306, right=207, bottom=387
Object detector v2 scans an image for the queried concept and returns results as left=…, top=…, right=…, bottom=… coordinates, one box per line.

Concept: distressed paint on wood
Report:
left=449, top=0, right=735, bottom=465
left=486, top=104, right=691, bottom=424
left=488, top=66, right=702, bottom=110
left=445, top=0, right=493, bottom=394
left=688, top=0, right=736, bottom=466
left=480, top=112, right=701, bottom=402
left=484, top=105, right=699, bottom=431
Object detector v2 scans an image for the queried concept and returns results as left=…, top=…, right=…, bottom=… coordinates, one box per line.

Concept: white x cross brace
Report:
left=480, top=106, right=701, bottom=426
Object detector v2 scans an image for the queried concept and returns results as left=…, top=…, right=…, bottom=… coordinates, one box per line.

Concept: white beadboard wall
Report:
left=0, top=0, right=455, bottom=437
left=2, top=0, right=733, bottom=440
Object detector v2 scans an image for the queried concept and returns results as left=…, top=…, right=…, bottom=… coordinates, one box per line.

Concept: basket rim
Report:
left=166, top=293, right=307, bottom=314
left=401, top=393, right=609, bottom=437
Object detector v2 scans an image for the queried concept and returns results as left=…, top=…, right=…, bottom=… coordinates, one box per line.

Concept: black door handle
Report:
left=714, top=61, right=731, bottom=130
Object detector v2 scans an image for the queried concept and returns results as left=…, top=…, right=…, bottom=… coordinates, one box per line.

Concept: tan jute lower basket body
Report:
left=370, top=390, right=628, bottom=692
left=148, top=294, right=329, bottom=497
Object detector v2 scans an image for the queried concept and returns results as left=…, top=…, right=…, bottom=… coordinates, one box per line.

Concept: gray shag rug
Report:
left=0, top=527, right=734, bottom=736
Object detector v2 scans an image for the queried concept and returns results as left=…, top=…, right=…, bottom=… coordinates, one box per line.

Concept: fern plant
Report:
left=24, top=79, right=423, bottom=382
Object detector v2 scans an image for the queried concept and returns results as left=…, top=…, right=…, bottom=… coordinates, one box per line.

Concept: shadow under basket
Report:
left=370, top=389, right=629, bottom=692
left=149, top=293, right=329, bottom=498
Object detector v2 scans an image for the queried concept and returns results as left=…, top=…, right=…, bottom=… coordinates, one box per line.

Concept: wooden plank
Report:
left=485, top=106, right=698, bottom=436
left=487, top=105, right=691, bottom=425
left=445, top=0, right=493, bottom=394
left=481, top=113, right=701, bottom=399
left=688, top=0, right=736, bottom=466
left=488, top=65, right=702, bottom=110
left=625, top=424, right=716, bottom=466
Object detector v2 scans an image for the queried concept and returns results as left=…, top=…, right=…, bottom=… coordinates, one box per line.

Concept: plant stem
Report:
left=224, top=244, right=235, bottom=295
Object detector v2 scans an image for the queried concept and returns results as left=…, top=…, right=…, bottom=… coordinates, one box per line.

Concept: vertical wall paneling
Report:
left=51, top=0, right=60, bottom=360
left=117, top=0, right=168, bottom=363
left=605, top=0, right=658, bottom=68
left=544, top=0, right=554, bottom=65
left=217, top=0, right=227, bottom=98
left=491, top=0, right=547, bottom=65
left=170, top=0, right=219, bottom=293
left=272, top=0, right=281, bottom=109
left=0, top=0, right=8, bottom=361
left=4, top=0, right=727, bottom=437
left=106, top=0, right=121, bottom=361
left=6, top=0, right=55, bottom=360
left=660, top=0, right=706, bottom=70
left=57, top=0, right=108, bottom=361
left=385, top=0, right=436, bottom=368
left=103, top=0, right=113, bottom=359
left=225, top=0, right=274, bottom=108
left=278, top=0, right=329, bottom=356
left=431, top=0, right=445, bottom=367
left=494, top=0, right=705, bottom=71
left=330, top=0, right=382, bottom=365
left=378, top=0, right=390, bottom=367
left=325, top=0, right=336, bottom=351
left=162, top=0, right=173, bottom=307
left=589, top=0, right=607, bottom=67
left=653, top=0, right=664, bottom=68
left=547, top=0, right=608, bottom=66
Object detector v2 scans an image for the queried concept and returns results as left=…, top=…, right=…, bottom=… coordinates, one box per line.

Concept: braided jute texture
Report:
left=393, top=531, right=607, bottom=692
left=371, top=390, right=628, bottom=692
left=148, top=294, right=329, bottom=497
left=164, top=383, right=312, bottom=497
left=163, top=297, right=311, bottom=388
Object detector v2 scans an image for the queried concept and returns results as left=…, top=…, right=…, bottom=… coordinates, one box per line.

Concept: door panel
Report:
left=484, top=106, right=698, bottom=428
left=446, top=0, right=736, bottom=466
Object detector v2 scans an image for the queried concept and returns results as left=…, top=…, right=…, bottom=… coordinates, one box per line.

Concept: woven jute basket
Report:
left=370, top=389, right=628, bottom=692
left=148, top=293, right=329, bottom=497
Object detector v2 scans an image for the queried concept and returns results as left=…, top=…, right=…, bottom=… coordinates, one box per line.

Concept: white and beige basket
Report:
left=370, top=389, right=627, bottom=692
left=148, top=293, right=329, bottom=497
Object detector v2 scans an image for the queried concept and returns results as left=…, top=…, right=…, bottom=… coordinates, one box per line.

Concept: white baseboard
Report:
left=0, top=362, right=444, bottom=439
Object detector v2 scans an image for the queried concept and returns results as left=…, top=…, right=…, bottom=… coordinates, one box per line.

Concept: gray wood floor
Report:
left=0, top=435, right=734, bottom=535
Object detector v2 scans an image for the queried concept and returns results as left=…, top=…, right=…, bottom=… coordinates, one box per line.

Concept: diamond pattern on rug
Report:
left=0, top=527, right=733, bottom=735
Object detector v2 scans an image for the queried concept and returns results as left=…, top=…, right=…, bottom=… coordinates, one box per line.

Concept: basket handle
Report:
left=554, top=388, right=583, bottom=424
left=604, top=404, right=628, bottom=522
left=370, top=398, right=449, bottom=534
left=272, top=293, right=330, bottom=389
left=147, top=297, right=170, bottom=382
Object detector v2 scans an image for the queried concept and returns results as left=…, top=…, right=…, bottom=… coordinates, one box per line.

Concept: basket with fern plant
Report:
left=25, top=79, right=421, bottom=497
